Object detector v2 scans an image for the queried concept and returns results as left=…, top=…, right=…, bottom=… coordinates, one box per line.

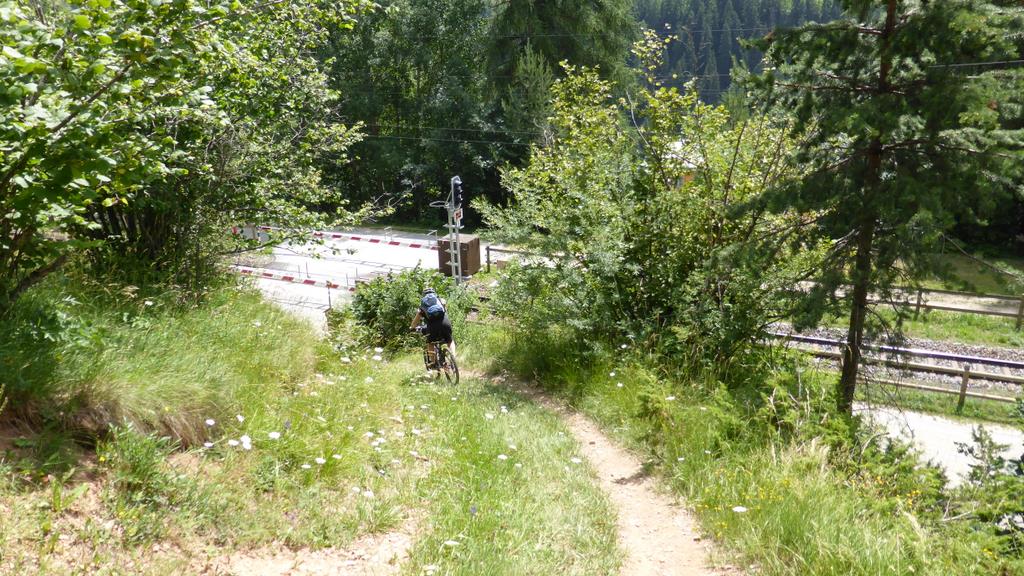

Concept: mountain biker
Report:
left=410, top=287, right=456, bottom=365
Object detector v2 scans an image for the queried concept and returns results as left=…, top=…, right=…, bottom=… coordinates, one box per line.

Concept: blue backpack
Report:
left=420, top=293, right=446, bottom=321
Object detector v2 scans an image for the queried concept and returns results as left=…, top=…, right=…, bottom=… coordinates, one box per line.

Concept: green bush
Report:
left=344, top=267, right=476, bottom=348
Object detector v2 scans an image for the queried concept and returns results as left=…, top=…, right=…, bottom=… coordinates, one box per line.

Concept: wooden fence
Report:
left=773, top=333, right=1024, bottom=410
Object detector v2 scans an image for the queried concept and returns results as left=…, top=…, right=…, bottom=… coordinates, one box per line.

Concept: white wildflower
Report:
left=732, top=506, right=748, bottom=513
left=315, top=457, right=326, bottom=465
left=485, top=413, right=495, bottom=420
left=372, top=355, right=383, bottom=361
left=497, top=454, right=509, bottom=461
left=443, top=540, right=460, bottom=547
left=514, top=463, right=523, bottom=468
left=341, top=357, right=352, bottom=364
left=203, top=442, right=214, bottom=449
left=205, top=418, right=216, bottom=427
left=365, top=377, right=374, bottom=384
left=268, top=431, right=281, bottom=440
left=227, top=439, right=239, bottom=447
left=374, top=347, right=384, bottom=353
left=236, top=414, right=245, bottom=423
left=620, top=343, right=628, bottom=349
left=500, top=405, right=508, bottom=414
left=411, top=428, right=422, bottom=436
left=362, top=490, right=375, bottom=499
left=252, top=320, right=261, bottom=327
left=570, top=457, right=583, bottom=464
left=609, top=371, right=616, bottom=377
left=666, top=396, right=676, bottom=401
left=616, top=382, right=624, bottom=388
left=301, top=464, right=311, bottom=470
left=144, top=300, right=154, bottom=306
left=333, top=454, right=342, bottom=460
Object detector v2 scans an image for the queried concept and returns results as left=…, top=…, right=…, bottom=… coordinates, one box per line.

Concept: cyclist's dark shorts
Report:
left=426, top=316, right=453, bottom=345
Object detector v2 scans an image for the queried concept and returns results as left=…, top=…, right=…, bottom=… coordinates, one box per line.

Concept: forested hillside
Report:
left=325, top=0, right=843, bottom=220
left=635, top=0, right=842, bottom=96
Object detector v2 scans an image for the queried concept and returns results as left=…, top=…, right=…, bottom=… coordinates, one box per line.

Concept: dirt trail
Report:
left=564, top=412, right=729, bottom=576
left=498, top=376, right=731, bottom=576
left=199, top=522, right=418, bottom=576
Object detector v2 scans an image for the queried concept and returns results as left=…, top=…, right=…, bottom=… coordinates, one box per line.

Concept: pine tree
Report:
left=487, top=0, right=637, bottom=107
left=699, top=20, right=721, bottom=96
left=753, top=0, right=1024, bottom=414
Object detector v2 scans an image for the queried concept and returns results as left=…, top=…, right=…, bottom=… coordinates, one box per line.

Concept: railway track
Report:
left=772, top=331, right=1024, bottom=403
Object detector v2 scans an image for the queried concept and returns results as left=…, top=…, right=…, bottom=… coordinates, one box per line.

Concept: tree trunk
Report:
left=838, top=214, right=875, bottom=414
left=836, top=0, right=897, bottom=415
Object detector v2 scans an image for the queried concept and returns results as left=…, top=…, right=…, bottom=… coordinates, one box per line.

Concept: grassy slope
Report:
left=0, top=279, right=618, bottom=575
left=472, top=325, right=1017, bottom=576
left=923, top=253, right=1024, bottom=295
left=818, top=307, right=1024, bottom=350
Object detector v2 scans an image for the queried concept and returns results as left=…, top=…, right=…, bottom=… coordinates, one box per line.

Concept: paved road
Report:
left=242, top=229, right=455, bottom=331
left=857, top=402, right=1024, bottom=487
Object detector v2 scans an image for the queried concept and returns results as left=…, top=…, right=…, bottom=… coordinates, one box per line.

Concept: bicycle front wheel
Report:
left=440, top=347, right=459, bottom=385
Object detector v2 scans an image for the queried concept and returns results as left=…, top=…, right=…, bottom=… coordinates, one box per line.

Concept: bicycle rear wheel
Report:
left=439, top=347, right=459, bottom=385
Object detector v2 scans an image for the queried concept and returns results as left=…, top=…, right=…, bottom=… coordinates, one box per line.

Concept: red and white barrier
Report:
left=244, top=225, right=439, bottom=251
left=231, top=265, right=355, bottom=292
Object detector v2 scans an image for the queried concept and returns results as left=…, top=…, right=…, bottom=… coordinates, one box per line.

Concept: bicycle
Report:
left=414, top=325, right=459, bottom=385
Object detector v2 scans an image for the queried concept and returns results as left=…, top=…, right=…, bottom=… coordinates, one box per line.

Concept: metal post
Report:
left=430, top=177, right=464, bottom=285
left=957, top=363, right=971, bottom=414
left=446, top=176, right=463, bottom=284
left=486, top=245, right=491, bottom=273
left=447, top=206, right=459, bottom=281
left=1016, top=295, right=1023, bottom=332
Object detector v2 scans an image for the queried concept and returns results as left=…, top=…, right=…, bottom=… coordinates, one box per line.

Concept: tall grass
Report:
left=473, top=325, right=1015, bottom=575
left=1, top=281, right=622, bottom=574
left=0, top=272, right=316, bottom=445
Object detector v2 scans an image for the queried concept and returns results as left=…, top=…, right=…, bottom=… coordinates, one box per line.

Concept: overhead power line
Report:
left=359, top=134, right=533, bottom=147
left=929, top=59, right=1024, bottom=69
